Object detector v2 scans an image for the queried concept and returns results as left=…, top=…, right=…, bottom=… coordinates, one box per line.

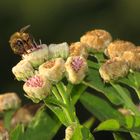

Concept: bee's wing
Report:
left=20, top=25, right=31, bottom=32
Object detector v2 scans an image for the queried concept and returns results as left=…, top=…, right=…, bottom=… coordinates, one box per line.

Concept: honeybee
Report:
left=9, top=25, right=37, bottom=55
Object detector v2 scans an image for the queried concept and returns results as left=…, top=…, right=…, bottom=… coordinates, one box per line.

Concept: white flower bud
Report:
left=49, top=42, right=69, bottom=59
left=69, top=42, right=88, bottom=58
left=80, top=29, right=112, bottom=52
left=23, top=74, right=51, bottom=103
left=105, top=40, right=135, bottom=58
left=12, top=59, right=34, bottom=81
left=99, top=57, right=129, bottom=82
left=0, top=92, right=21, bottom=112
left=65, top=56, right=88, bottom=84
left=39, top=58, right=65, bottom=83
left=23, top=44, right=49, bottom=68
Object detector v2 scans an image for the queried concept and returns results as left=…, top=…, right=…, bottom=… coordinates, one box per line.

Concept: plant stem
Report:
left=56, top=82, right=79, bottom=125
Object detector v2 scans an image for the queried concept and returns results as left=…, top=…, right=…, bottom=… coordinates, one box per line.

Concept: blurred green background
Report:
left=1, top=0, right=140, bottom=139
left=1, top=0, right=140, bottom=108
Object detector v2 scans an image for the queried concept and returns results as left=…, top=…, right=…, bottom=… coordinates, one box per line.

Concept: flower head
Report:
left=23, top=44, right=49, bottom=68
left=0, top=92, right=21, bottom=112
left=49, top=42, right=69, bottom=59
left=65, top=56, right=88, bottom=84
left=122, top=51, right=140, bottom=71
left=99, top=57, right=129, bottom=82
left=12, top=59, right=34, bottom=81
left=69, top=42, right=88, bottom=58
left=39, top=58, right=65, bottom=83
left=80, top=29, right=112, bottom=52
left=23, top=74, right=51, bottom=103
left=105, top=40, right=135, bottom=58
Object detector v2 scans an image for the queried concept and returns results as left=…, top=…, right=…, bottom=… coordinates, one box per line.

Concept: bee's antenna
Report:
left=20, top=25, right=31, bottom=32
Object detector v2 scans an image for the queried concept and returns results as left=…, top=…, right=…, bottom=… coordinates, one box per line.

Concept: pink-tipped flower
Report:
left=65, top=56, right=88, bottom=84
left=12, top=59, right=34, bottom=81
left=99, top=57, right=129, bottom=82
left=39, top=58, right=65, bottom=83
left=49, top=42, right=69, bottom=59
left=69, top=42, right=88, bottom=58
left=23, top=44, right=49, bottom=68
left=0, top=92, right=21, bottom=112
left=23, top=74, right=51, bottom=103
left=105, top=40, right=135, bottom=58
left=80, top=29, right=112, bottom=52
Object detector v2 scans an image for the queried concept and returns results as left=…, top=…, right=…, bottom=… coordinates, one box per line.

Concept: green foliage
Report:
left=10, top=108, right=61, bottom=140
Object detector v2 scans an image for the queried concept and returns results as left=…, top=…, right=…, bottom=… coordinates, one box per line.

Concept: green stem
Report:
left=52, top=86, right=62, bottom=101
left=56, top=82, right=79, bottom=124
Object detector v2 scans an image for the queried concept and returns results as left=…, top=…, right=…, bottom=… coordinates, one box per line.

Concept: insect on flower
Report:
left=9, top=25, right=38, bottom=55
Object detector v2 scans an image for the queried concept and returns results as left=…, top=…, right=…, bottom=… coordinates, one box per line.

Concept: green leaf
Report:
left=125, top=115, right=140, bottom=133
left=83, top=117, right=95, bottom=129
left=4, top=110, right=16, bottom=130
left=111, top=83, right=140, bottom=116
left=113, top=133, right=127, bottom=140
left=87, top=60, right=100, bottom=69
left=83, top=68, right=124, bottom=105
left=44, top=102, right=69, bottom=126
left=10, top=124, right=24, bottom=140
left=130, top=132, right=140, bottom=140
left=21, top=108, right=61, bottom=140
left=119, top=71, right=140, bottom=99
left=80, top=92, right=124, bottom=122
left=71, top=84, right=87, bottom=105
left=95, top=119, right=120, bottom=131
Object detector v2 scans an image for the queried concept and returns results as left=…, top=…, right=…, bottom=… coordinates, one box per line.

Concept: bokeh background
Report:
left=0, top=0, right=140, bottom=139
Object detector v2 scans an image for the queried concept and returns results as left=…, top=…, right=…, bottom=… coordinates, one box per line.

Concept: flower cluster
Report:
left=12, top=29, right=114, bottom=102
left=100, top=39, right=140, bottom=82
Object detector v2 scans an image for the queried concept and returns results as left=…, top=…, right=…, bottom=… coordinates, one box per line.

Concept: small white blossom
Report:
left=49, top=42, right=69, bottom=59
left=39, top=58, right=65, bottom=83
left=65, top=56, right=88, bottom=84
left=23, top=74, right=51, bottom=103
left=12, top=59, right=34, bottom=81
left=23, top=44, right=49, bottom=68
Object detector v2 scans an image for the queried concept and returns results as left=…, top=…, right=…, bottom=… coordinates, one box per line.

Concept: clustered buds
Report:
left=12, top=38, right=91, bottom=102
left=99, top=35, right=140, bottom=82
left=13, top=28, right=140, bottom=101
